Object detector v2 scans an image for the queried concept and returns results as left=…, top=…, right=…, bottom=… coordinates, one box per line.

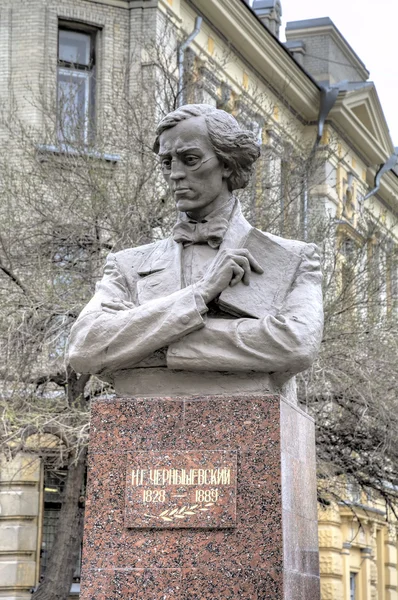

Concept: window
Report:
left=357, top=192, right=364, bottom=217
left=367, top=237, right=381, bottom=318
left=40, top=468, right=82, bottom=587
left=57, top=24, right=97, bottom=144
left=350, top=572, right=357, bottom=600
left=346, top=479, right=361, bottom=503
left=201, top=89, right=217, bottom=107
left=341, top=237, right=355, bottom=260
left=342, top=173, right=355, bottom=222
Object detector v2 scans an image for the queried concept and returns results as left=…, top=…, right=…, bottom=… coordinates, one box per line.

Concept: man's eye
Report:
left=161, top=159, right=172, bottom=170
left=184, top=155, right=200, bottom=166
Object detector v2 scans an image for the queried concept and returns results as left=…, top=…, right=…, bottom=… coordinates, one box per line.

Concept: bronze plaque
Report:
left=124, top=450, right=237, bottom=528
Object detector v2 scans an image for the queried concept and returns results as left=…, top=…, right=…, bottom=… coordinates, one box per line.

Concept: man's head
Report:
left=154, top=104, right=261, bottom=192
left=154, top=104, right=261, bottom=219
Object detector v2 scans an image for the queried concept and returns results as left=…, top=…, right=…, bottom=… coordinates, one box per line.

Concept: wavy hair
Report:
left=153, top=104, right=261, bottom=191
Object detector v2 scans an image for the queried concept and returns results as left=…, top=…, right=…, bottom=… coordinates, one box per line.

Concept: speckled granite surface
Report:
left=80, top=395, right=320, bottom=599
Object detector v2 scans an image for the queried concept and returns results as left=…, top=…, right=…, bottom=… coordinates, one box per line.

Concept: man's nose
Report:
left=169, top=159, right=186, bottom=180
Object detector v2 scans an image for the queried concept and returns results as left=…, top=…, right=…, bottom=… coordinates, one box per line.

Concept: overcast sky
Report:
left=279, top=0, right=398, bottom=148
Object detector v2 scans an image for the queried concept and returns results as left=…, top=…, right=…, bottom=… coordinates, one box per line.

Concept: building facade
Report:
left=0, top=0, right=397, bottom=599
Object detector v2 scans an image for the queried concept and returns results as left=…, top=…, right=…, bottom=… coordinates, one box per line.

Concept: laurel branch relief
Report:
left=144, top=502, right=214, bottom=521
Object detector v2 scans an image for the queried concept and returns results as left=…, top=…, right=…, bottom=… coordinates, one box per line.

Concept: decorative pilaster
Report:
left=341, top=542, right=351, bottom=600
left=317, top=501, right=344, bottom=600
left=361, top=546, right=373, bottom=600
left=384, top=525, right=398, bottom=600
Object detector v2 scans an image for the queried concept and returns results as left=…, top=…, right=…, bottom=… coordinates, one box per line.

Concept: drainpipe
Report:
left=315, top=84, right=343, bottom=147
left=363, top=147, right=398, bottom=201
left=178, top=16, right=202, bottom=107
left=303, top=82, right=345, bottom=240
left=303, top=174, right=308, bottom=241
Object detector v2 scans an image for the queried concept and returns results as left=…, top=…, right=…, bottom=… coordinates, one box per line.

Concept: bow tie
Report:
left=172, top=217, right=229, bottom=249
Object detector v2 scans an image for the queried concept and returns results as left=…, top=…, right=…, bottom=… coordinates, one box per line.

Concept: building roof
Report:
left=286, top=17, right=369, bottom=78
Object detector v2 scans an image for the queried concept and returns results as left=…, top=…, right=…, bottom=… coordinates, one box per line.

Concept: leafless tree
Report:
left=301, top=208, right=398, bottom=513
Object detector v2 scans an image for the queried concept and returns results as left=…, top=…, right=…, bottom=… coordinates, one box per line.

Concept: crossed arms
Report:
left=67, top=243, right=323, bottom=377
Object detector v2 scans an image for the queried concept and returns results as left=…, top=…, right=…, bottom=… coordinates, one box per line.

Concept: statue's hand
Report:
left=196, top=248, right=263, bottom=304
left=101, top=299, right=135, bottom=313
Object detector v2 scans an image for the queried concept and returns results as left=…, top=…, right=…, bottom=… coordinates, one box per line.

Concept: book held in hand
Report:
left=217, top=228, right=301, bottom=319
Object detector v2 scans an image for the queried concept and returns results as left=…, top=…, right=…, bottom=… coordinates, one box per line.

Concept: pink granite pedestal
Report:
left=80, top=394, right=320, bottom=599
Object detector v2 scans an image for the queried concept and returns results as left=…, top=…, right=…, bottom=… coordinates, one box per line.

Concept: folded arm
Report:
left=67, top=253, right=206, bottom=374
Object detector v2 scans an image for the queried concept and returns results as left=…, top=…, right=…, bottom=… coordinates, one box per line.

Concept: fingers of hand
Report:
left=230, top=256, right=251, bottom=285
left=226, top=249, right=264, bottom=274
left=230, top=264, right=245, bottom=286
left=122, top=300, right=135, bottom=308
left=249, top=255, right=263, bottom=274
left=101, top=299, right=133, bottom=313
left=237, top=250, right=263, bottom=274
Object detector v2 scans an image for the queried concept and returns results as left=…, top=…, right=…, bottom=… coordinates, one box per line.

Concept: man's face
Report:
left=158, top=116, right=231, bottom=219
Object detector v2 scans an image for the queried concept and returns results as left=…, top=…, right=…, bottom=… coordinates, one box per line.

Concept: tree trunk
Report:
left=32, top=447, right=87, bottom=600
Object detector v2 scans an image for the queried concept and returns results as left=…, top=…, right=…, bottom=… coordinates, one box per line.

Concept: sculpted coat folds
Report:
left=67, top=105, right=323, bottom=397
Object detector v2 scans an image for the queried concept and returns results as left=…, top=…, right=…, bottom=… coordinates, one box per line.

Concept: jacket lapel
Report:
left=218, top=199, right=252, bottom=252
left=136, top=237, right=182, bottom=305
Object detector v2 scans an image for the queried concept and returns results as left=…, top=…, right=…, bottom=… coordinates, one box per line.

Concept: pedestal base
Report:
left=80, top=394, right=320, bottom=599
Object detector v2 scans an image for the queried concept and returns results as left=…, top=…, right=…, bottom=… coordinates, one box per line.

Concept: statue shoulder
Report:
left=111, top=240, right=158, bottom=261
left=108, top=238, right=173, bottom=274
left=259, top=231, right=318, bottom=257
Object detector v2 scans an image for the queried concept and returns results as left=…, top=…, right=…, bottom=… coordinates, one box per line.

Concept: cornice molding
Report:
left=375, top=171, right=398, bottom=217
left=84, top=0, right=159, bottom=9
left=189, top=0, right=320, bottom=121
left=343, top=86, right=393, bottom=155
left=335, top=220, right=366, bottom=244
left=328, top=107, right=398, bottom=213
left=330, top=98, right=391, bottom=165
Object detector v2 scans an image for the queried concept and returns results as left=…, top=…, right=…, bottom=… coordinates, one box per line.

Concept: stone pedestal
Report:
left=80, top=394, right=320, bottom=599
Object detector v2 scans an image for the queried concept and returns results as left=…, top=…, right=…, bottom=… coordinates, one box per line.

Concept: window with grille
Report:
left=57, top=24, right=97, bottom=144
left=40, top=469, right=82, bottom=587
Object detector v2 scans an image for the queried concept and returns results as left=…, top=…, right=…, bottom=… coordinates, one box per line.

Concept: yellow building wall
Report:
left=318, top=497, right=398, bottom=600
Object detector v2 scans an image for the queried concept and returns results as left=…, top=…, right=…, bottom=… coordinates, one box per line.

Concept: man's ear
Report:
left=222, top=163, right=232, bottom=179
